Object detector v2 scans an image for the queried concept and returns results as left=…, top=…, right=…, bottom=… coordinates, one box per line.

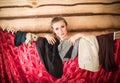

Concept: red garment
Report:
left=0, top=30, right=120, bottom=83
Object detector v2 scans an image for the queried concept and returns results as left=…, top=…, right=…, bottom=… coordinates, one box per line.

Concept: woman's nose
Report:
left=59, top=29, right=63, bottom=33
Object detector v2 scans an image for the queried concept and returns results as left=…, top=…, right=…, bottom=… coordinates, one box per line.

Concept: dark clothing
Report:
left=36, top=37, right=63, bottom=78
left=14, top=31, right=26, bottom=46
left=64, top=46, right=73, bottom=59
left=14, top=32, right=63, bottom=78
left=97, top=33, right=118, bottom=71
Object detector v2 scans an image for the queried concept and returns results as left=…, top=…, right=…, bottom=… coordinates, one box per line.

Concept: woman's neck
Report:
left=60, top=34, right=70, bottom=40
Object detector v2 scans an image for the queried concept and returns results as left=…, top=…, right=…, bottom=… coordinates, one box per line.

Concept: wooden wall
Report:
left=0, top=0, right=120, bottom=34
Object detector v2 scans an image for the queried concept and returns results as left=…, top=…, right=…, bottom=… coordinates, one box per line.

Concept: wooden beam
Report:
left=0, top=16, right=120, bottom=32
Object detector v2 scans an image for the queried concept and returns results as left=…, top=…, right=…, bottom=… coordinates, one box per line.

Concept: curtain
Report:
left=0, top=30, right=120, bottom=83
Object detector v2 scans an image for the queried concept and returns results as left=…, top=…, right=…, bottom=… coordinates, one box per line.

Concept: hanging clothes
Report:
left=14, top=31, right=26, bottom=46
left=36, top=37, right=63, bottom=78
left=78, top=36, right=100, bottom=72
left=96, top=33, right=118, bottom=71
left=58, top=39, right=79, bottom=61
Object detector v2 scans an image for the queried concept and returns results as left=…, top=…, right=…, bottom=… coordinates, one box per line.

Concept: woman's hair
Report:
left=50, top=16, right=67, bottom=28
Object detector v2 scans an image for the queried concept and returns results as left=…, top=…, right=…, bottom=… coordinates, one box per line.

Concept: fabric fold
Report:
left=36, top=37, right=63, bottom=78
left=78, top=36, right=100, bottom=72
left=58, top=39, right=79, bottom=61
left=97, top=33, right=118, bottom=71
left=14, top=31, right=26, bottom=46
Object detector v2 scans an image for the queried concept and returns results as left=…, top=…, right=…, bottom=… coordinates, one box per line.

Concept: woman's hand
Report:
left=68, top=33, right=84, bottom=45
left=44, top=34, right=56, bottom=45
left=25, top=33, right=32, bottom=46
left=25, top=33, right=38, bottom=46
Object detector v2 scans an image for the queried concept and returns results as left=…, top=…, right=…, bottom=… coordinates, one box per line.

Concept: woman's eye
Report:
left=55, top=28, right=59, bottom=30
left=61, top=26, right=64, bottom=28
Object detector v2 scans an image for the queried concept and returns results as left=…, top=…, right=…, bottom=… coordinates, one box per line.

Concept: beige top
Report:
left=78, top=36, right=100, bottom=72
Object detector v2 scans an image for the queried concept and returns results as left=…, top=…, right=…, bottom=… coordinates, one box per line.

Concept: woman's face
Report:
left=52, top=20, right=68, bottom=40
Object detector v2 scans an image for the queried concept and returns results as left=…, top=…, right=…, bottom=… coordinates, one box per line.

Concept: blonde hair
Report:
left=50, top=16, right=67, bottom=28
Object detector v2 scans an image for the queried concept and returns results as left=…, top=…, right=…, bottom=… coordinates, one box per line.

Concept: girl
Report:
left=44, top=16, right=84, bottom=45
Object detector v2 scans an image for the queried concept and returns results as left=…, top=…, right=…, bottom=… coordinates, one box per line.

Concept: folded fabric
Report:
left=78, top=36, right=100, bottom=72
left=97, top=33, right=118, bottom=71
left=36, top=37, right=63, bottom=78
left=14, top=31, right=26, bottom=46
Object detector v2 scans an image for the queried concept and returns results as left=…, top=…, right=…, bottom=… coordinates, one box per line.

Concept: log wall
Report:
left=0, top=0, right=120, bottom=34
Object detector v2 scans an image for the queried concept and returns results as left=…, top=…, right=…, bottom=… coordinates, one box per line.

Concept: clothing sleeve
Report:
left=14, top=31, right=26, bottom=46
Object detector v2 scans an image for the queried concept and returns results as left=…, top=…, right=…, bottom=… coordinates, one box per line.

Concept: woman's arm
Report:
left=35, top=33, right=56, bottom=45
left=26, top=33, right=56, bottom=46
left=68, top=33, right=89, bottom=45
left=43, top=34, right=56, bottom=45
left=0, top=27, right=55, bottom=44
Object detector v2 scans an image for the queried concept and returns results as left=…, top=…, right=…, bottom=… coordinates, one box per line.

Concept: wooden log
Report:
left=0, top=4, right=120, bottom=17
left=0, top=16, right=120, bottom=32
left=37, top=0, right=120, bottom=5
left=0, top=0, right=30, bottom=6
left=0, top=0, right=119, bottom=7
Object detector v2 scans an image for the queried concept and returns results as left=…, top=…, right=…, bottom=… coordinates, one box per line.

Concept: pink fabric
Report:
left=0, top=30, right=120, bottom=83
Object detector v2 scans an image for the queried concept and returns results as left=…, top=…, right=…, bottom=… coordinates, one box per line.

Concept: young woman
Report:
left=28, top=16, right=84, bottom=78
left=12, top=16, right=84, bottom=78
left=46, top=16, right=118, bottom=73
left=44, top=16, right=84, bottom=45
